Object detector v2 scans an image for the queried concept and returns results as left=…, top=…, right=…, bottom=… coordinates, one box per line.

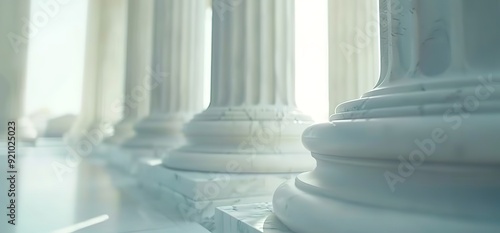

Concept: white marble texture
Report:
left=135, top=160, right=298, bottom=231
left=273, top=1, right=500, bottom=233
left=0, top=146, right=210, bottom=233
left=215, top=203, right=292, bottom=233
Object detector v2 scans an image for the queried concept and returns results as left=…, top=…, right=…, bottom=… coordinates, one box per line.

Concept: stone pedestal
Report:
left=137, top=159, right=292, bottom=231
left=273, top=1, right=500, bottom=233
left=215, top=203, right=292, bottom=233
left=65, top=0, right=127, bottom=146
left=0, top=0, right=38, bottom=143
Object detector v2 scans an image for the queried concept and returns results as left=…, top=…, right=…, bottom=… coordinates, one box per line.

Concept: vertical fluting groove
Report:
left=148, top=0, right=204, bottom=115
left=229, top=1, right=243, bottom=106
left=208, top=0, right=297, bottom=109
left=274, top=0, right=284, bottom=106
left=259, top=0, right=269, bottom=105
left=169, top=0, right=180, bottom=112
left=149, top=0, right=164, bottom=114
left=210, top=4, right=223, bottom=107
left=123, top=0, right=153, bottom=119
left=179, top=0, right=190, bottom=112
left=186, top=0, right=196, bottom=112
left=176, top=0, right=188, bottom=112
left=191, top=0, right=205, bottom=112
left=220, top=10, right=231, bottom=107
left=286, top=0, right=296, bottom=107
left=245, top=0, right=258, bottom=105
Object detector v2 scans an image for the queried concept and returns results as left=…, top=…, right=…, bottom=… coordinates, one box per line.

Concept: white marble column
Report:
left=165, top=0, right=315, bottom=173
left=273, top=0, right=500, bottom=232
left=328, top=0, right=380, bottom=114
left=123, top=0, right=205, bottom=153
left=0, top=0, right=37, bottom=142
left=65, top=0, right=127, bottom=145
left=105, top=0, right=154, bottom=145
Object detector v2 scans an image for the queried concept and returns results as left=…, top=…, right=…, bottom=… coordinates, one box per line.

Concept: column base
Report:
left=216, top=203, right=293, bottom=233
left=122, top=114, right=186, bottom=151
left=136, top=160, right=299, bottom=231
left=165, top=116, right=316, bottom=173
left=273, top=180, right=500, bottom=233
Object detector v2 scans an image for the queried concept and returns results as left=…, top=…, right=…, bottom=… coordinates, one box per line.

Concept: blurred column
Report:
left=65, top=0, right=127, bottom=145
left=165, top=0, right=315, bottom=174
left=328, top=0, right=380, bottom=115
left=273, top=0, right=500, bottom=232
left=0, top=0, right=37, bottom=142
left=123, top=0, right=205, bottom=155
left=105, top=0, right=154, bottom=145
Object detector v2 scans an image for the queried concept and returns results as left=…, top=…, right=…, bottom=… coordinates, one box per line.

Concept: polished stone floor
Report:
left=0, top=139, right=209, bottom=233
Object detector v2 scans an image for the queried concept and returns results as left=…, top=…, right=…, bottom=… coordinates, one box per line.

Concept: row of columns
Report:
left=56, top=0, right=500, bottom=232
left=3, top=0, right=499, bottom=231
left=79, top=0, right=380, bottom=231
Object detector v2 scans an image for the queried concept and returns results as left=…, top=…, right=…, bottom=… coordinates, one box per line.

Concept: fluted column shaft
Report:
left=0, top=0, right=37, bottom=141
left=66, top=0, right=127, bottom=144
left=106, top=0, right=154, bottom=145
left=328, top=0, right=380, bottom=114
left=379, top=0, right=500, bottom=84
left=210, top=0, right=295, bottom=108
left=164, top=0, right=315, bottom=173
left=125, top=0, right=205, bottom=150
left=274, top=1, right=500, bottom=233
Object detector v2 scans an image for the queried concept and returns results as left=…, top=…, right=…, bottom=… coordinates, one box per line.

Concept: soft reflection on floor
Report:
left=0, top=143, right=208, bottom=233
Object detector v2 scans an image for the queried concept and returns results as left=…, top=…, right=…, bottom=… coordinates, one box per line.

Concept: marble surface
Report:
left=135, top=161, right=296, bottom=231
left=0, top=141, right=210, bottom=233
left=215, top=203, right=292, bottom=233
left=138, top=161, right=296, bottom=200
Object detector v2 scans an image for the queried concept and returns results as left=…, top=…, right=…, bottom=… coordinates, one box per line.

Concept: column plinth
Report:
left=164, top=0, right=315, bottom=173
left=273, top=1, right=500, bottom=232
